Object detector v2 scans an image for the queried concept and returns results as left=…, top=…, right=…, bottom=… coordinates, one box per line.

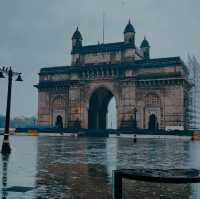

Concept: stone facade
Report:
left=35, top=21, right=191, bottom=130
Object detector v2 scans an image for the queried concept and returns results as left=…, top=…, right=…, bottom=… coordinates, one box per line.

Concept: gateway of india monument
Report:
left=35, top=20, right=191, bottom=130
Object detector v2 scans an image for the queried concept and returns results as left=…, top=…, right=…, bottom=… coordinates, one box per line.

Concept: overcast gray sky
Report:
left=0, top=0, right=200, bottom=117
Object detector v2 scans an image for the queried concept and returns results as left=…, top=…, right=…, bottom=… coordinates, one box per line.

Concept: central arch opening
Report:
left=88, top=87, right=117, bottom=129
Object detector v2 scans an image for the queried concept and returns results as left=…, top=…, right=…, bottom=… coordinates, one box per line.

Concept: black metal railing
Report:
left=113, top=169, right=200, bottom=199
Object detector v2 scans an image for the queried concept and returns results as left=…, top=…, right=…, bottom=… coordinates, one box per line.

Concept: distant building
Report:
left=35, top=20, right=191, bottom=130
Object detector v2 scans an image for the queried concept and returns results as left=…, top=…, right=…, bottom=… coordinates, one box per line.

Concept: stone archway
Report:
left=52, top=95, right=65, bottom=127
left=88, top=87, right=116, bottom=129
left=148, top=114, right=158, bottom=130
left=145, top=93, right=161, bottom=129
left=55, top=115, right=63, bottom=128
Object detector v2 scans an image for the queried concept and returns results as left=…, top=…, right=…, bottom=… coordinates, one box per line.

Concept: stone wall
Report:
left=71, top=48, right=143, bottom=65
left=163, top=86, right=184, bottom=128
left=38, top=91, right=50, bottom=126
left=136, top=84, right=184, bottom=129
left=37, top=62, right=189, bottom=130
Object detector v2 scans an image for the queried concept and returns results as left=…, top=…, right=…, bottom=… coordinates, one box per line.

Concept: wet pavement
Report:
left=0, top=136, right=200, bottom=198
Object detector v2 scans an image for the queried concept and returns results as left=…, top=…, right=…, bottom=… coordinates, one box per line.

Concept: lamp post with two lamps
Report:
left=0, top=66, right=23, bottom=154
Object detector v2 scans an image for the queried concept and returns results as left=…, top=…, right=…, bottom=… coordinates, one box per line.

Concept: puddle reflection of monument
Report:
left=1, top=154, right=10, bottom=199
left=35, top=138, right=112, bottom=198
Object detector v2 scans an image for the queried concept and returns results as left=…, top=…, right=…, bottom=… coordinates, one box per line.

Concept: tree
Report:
left=0, top=115, right=37, bottom=128
left=0, top=114, right=5, bottom=128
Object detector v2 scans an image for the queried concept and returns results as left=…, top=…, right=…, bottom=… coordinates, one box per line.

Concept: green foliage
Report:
left=0, top=115, right=5, bottom=128
left=0, top=114, right=37, bottom=128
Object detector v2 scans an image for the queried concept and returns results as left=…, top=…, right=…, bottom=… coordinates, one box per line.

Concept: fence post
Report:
left=113, top=171, right=122, bottom=199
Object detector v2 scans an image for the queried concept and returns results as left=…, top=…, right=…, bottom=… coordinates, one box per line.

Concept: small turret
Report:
left=124, top=20, right=135, bottom=46
left=72, top=27, right=83, bottom=49
left=140, top=36, right=150, bottom=59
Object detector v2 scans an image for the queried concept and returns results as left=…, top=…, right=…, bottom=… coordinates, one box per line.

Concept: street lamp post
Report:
left=0, top=66, right=23, bottom=154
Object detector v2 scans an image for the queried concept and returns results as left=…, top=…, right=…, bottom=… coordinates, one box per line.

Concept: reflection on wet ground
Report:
left=1, top=136, right=200, bottom=198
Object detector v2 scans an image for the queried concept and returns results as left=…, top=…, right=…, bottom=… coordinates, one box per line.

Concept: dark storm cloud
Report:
left=0, top=0, right=199, bottom=117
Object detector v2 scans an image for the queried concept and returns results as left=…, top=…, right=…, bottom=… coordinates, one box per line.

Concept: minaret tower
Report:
left=140, top=36, right=150, bottom=59
left=124, top=20, right=136, bottom=46
left=72, top=27, right=83, bottom=49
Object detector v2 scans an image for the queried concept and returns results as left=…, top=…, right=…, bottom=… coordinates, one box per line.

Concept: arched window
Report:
left=52, top=96, right=65, bottom=127
left=52, top=96, right=65, bottom=109
left=145, top=93, right=160, bottom=107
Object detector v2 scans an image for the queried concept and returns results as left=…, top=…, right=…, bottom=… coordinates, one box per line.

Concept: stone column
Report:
left=118, top=81, right=137, bottom=129
left=68, top=86, right=84, bottom=128
left=163, top=85, right=185, bottom=129
left=38, top=90, right=51, bottom=127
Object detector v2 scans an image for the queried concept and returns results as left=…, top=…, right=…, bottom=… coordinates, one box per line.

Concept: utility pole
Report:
left=103, top=11, right=105, bottom=44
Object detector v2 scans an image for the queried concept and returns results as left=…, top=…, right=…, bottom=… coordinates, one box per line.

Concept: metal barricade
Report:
left=113, top=169, right=200, bottom=199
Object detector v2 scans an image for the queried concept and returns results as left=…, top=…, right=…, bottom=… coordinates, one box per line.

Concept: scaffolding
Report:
left=187, top=55, right=200, bottom=130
